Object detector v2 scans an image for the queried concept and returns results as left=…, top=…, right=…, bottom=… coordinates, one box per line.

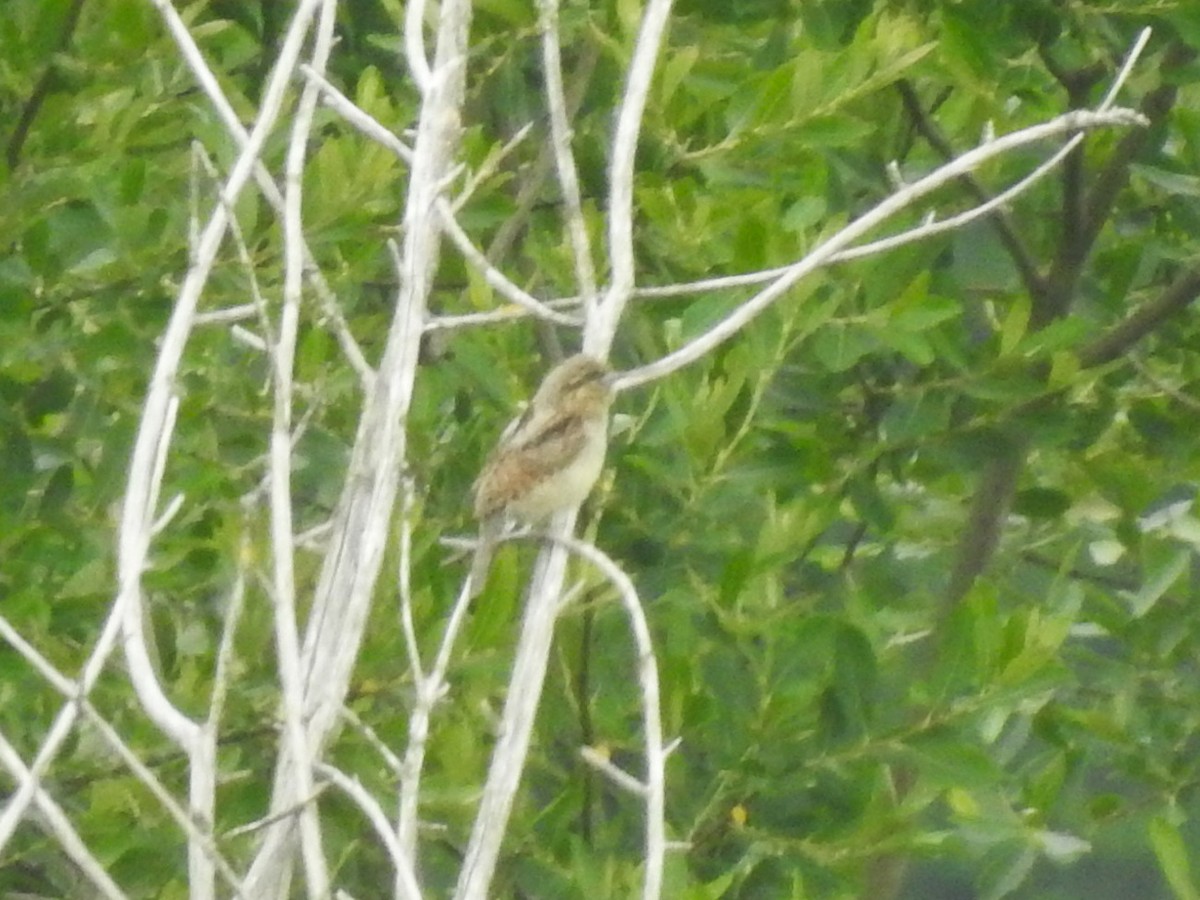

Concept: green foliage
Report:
left=3, top=0, right=1200, bottom=897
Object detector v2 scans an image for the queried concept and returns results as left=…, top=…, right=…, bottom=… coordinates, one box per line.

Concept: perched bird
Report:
left=469, top=354, right=614, bottom=596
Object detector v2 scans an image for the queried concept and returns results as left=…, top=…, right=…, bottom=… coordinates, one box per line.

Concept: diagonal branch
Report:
left=897, top=79, right=1043, bottom=294
left=616, top=107, right=1147, bottom=393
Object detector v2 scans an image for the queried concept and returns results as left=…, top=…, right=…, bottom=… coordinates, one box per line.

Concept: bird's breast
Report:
left=508, top=419, right=607, bottom=520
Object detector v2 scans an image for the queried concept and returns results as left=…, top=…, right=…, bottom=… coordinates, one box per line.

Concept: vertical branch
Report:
left=395, top=578, right=476, bottom=863
left=537, top=0, right=598, bottom=309
left=0, top=0, right=342, bottom=846
left=189, top=563, right=249, bottom=900
left=556, top=538, right=667, bottom=900
left=150, top=0, right=374, bottom=387
left=107, top=0, right=325, bottom=751
left=455, top=512, right=578, bottom=900
left=456, top=5, right=675, bottom=895
left=591, top=0, right=676, bottom=354
left=262, top=0, right=342, bottom=896
left=243, top=0, right=473, bottom=894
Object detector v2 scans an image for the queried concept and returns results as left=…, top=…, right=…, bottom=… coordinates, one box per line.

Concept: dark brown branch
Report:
left=1078, top=42, right=1197, bottom=256
left=896, top=80, right=1044, bottom=296
left=1037, top=44, right=1107, bottom=106
left=5, top=0, right=88, bottom=170
left=1040, top=41, right=1196, bottom=327
left=1080, top=263, right=1200, bottom=368
left=942, top=440, right=1025, bottom=611
left=941, top=40, right=1190, bottom=611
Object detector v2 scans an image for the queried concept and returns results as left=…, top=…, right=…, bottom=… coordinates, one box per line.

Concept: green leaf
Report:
left=998, top=295, right=1030, bottom=357
left=1132, top=164, right=1200, bottom=199
left=1124, top=549, right=1189, bottom=618
left=1150, top=815, right=1200, bottom=900
left=811, top=321, right=877, bottom=371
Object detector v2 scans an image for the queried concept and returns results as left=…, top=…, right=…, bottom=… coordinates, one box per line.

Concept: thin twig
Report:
left=579, top=746, right=648, bottom=796
left=266, top=2, right=341, bottom=894
left=0, top=614, right=248, bottom=897
left=615, top=106, right=1146, bottom=393
left=299, top=64, right=581, bottom=329
left=552, top=534, right=667, bottom=900
left=591, top=0, right=676, bottom=356
left=314, top=763, right=423, bottom=899
left=537, top=0, right=599, bottom=310
left=397, top=576, right=476, bottom=857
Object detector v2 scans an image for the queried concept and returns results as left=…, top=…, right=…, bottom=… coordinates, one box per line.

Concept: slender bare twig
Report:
left=590, top=0, right=676, bottom=356
left=537, top=0, right=599, bottom=310
left=580, top=746, right=648, bottom=796
left=265, top=2, right=341, bottom=895
left=314, top=763, right=423, bottom=899
left=0, top=614, right=248, bottom=897
left=404, top=0, right=433, bottom=93
left=396, top=577, right=477, bottom=858
left=0, top=732, right=127, bottom=900
left=614, top=106, right=1146, bottom=393
left=397, top=473, right=425, bottom=686
left=245, top=1, right=473, bottom=893
left=455, top=5, right=676, bottom=896
left=340, top=707, right=404, bottom=777
left=454, top=511, right=579, bottom=900
left=224, top=786, right=330, bottom=840
left=298, top=65, right=580, bottom=328
left=0, top=592, right=122, bottom=853
left=149, top=0, right=374, bottom=388
left=452, top=121, right=536, bottom=212
left=552, top=535, right=667, bottom=900
left=195, top=303, right=259, bottom=325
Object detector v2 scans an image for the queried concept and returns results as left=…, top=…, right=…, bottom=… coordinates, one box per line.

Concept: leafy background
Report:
left=3, top=0, right=1200, bottom=897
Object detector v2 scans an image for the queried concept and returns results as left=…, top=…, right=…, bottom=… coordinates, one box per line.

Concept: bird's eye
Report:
left=567, top=368, right=605, bottom=390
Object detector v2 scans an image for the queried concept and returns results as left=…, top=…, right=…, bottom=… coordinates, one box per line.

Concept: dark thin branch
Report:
left=941, top=38, right=1188, bottom=612
left=1037, top=43, right=1107, bottom=105
left=942, top=440, right=1025, bottom=612
left=1079, top=42, right=1198, bottom=255
left=1080, top=263, right=1200, bottom=368
left=1040, top=41, right=1196, bottom=327
left=896, top=80, right=1044, bottom=296
left=1034, top=45, right=1120, bottom=327
left=5, top=0, right=88, bottom=170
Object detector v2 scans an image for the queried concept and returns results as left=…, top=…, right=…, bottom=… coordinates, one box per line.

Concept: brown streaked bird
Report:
left=468, top=354, right=614, bottom=596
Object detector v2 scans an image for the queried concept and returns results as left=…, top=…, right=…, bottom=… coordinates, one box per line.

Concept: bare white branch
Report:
left=245, top=1, right=474, bottom=893
left=195, top=303, right=259, bottom=325
left=151, top=0, right=374, bottom=389
left=397, top=575, right=476, bottom=858
left=0, top=602, right=123, bottom=853
left=0, top=614, right=248, bottom=897
left=0, top=732, right=128, bottom=900
left=264, top=1, right=342, bottom=894
left=615, top=106, right=1147, bottom=392
left=454, top=512, right=577, bottom=900
left=580, top=746, right=648, bottom=796
left=537, top=0, right=598, bottom=308
left=404, top=0, right=433, bottom=93
left=397, top=473, right=425, bottom=685
left=314, top=763, right=423, bottom=899
left=340, top=707, right=404, bottom=777
left=149, top=491, right=185, bottom=536
left=299, top=65, right=581, bottom=328
left=552, top=534, right=667, bottom=900
left=591, top=0, right=676, bottom=355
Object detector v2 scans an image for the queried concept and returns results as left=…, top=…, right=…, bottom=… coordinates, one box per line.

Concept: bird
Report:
left=468, top=354, right=615, bottom=596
